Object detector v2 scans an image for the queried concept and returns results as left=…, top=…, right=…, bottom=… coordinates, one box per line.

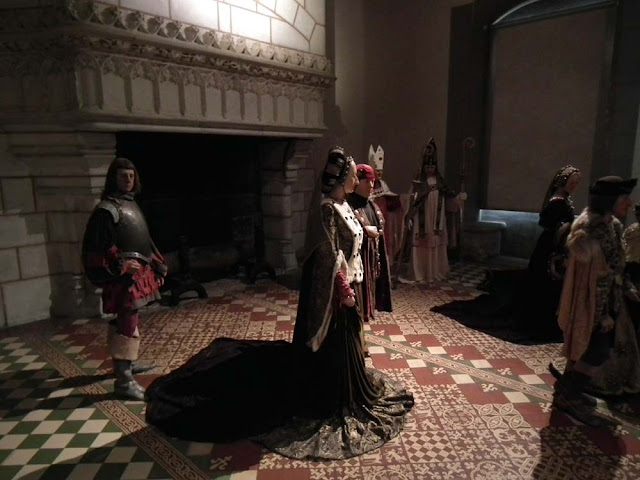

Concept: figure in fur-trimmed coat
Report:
left=554, top=176, right=640, bottom=426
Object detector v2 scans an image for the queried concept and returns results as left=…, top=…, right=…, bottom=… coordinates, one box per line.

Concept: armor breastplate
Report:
left=100, top=198, right=153, bottom=263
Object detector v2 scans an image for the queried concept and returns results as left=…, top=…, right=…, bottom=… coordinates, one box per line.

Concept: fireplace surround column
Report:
left=0, top=131, right=116, bottom=325
left=261, top=139, right=314, bottom=272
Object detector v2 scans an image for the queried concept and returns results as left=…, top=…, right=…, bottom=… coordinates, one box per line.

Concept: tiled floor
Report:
left=1, top=261, right=640, bottom=479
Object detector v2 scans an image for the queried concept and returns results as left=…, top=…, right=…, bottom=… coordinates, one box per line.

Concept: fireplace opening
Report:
left=116, top=131, right=275, bottom=300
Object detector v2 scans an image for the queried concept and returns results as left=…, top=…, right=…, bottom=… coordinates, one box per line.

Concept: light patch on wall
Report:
left=121, top=0, right=169, bottom=17
left=275, top=0, right=298, bottom=24
left=170, top=0, right=219, bottom=29
left=305, top=0, right=325, bottom=25
left=271, top=18, right=308, bottom=51
left=224, top=0, right=257, bottom=11
left=257, top=4, right=278, bottom=17
left=309, top=24, right=325, bottom=55
left=231, top=6, right=271, bottom=42
left=294, top=6, right=315, bottom=39
left=219, top=2, right=231, bottom=32
left=259, top=0, right=276, bottom=10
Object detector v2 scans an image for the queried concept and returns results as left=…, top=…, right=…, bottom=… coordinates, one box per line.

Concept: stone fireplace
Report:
left=0, top=0, right=332, bottom=327
left=117, top=131, right=312, bottom=282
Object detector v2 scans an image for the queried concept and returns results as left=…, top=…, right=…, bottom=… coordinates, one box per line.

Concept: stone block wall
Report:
left=261, top=138, right=314, bottom=272
left=0, top=132, right=115, bottom=327
left=0, top=165, right=50, bottom=327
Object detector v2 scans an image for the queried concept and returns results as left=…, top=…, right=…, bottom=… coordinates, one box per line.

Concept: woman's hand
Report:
left=405, top=218, right=413, bottom=230
left=548, top=254, right=567, bottom=280
left=364, top=226, right=379, bottom=238
left=600, top=315, right=615, bottom=333
left=342, top=295, right=356, bottom=307
left=626, top=290, right=640, bottom=303
left=123, top=259, right=142, bottom=275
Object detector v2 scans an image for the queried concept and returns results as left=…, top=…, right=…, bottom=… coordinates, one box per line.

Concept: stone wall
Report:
left=261, top=139, right=314, bottom=270
left=0, top=132, right=115, bottom=327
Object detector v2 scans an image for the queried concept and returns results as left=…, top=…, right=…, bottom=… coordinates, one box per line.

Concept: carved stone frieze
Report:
left=0, top=34, right=333, bottom=88
left=0, top=1, right=330, bottom=131
left=0, top=47, right=326, bottom=128
left=0, top=0, right=333, bottom=80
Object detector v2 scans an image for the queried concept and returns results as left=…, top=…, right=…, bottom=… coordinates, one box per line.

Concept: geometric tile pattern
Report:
left=1, top=261, right=640, bottom=480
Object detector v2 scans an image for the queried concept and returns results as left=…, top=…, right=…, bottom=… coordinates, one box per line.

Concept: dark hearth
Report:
left=116, top=131, right=274, bottom=304
left=163, top=235, right=207, bottom=306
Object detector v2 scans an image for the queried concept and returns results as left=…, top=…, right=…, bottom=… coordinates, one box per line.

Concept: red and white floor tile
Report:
left=1, top=262, right=640, bottom=479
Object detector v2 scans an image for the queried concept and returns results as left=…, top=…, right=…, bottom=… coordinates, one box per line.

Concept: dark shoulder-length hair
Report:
left=102, top=157, right=142, bottom=199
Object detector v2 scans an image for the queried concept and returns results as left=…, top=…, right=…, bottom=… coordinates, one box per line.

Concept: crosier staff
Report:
left=391, top=156, right=423, bottom=290
left=391, top=148, right=429, bottom=289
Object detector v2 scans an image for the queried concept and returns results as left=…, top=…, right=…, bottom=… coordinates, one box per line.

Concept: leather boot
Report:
left=552, top=371, right=611, bottom=427
left=131, top=361, right=157, bottom=375
left=108, top=327, right=145, bottom=401
left=108, top=324, right=156, bottom=375
left=113, top=359, right=146, bottom=401
left=549, top=363, right=597, bottom=407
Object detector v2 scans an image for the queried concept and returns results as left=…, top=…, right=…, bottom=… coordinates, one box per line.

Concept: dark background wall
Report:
left=325, top=0, right=640, bottom=225
left=487, top=7, right=610, bottom=212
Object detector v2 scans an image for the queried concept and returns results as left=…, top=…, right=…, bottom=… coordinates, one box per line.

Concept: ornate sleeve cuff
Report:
left=335, top=271, right=355, bottom=301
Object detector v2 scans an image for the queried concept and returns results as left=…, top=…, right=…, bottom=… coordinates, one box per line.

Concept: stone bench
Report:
left=462, top=220, right=506, bottom=261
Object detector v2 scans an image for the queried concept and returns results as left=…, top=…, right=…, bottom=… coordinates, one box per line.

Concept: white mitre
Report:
left=368, top=145, right=384, bottom=171
left=368, top=144, right=398, bottom=197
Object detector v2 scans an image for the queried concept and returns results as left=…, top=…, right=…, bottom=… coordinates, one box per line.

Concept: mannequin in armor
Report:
left=368, top=145, right=403, bottom=266
left=82, top=157, right=167, bottom=401
left=347, top=163, right=393, bottom=353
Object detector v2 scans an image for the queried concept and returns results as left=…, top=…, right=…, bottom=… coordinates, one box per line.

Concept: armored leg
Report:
left=108, top=322, right=156, bottom=376
left=107, top=322, right=146, bottom=401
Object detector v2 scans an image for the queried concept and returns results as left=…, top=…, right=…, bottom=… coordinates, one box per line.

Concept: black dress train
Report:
left=432, top=196, right=575, bottom=343
left=145, top=199, right=413, bottom=460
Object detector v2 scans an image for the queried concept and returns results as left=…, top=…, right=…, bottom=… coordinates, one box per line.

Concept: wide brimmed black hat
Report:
left=588, top=176, right=637, bottom=196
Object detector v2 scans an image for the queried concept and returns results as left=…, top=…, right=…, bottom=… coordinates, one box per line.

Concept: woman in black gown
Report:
left=433, top=166, right=581, bottom=343
left=145, top=147, right=414, bottom=460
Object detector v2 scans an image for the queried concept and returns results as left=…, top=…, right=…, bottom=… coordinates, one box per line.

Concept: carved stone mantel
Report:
left=0, top=0, right=334, bottom=135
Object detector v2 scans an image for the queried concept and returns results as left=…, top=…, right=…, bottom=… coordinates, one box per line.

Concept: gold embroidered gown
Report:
left=145, top=198, right=413, bottom=460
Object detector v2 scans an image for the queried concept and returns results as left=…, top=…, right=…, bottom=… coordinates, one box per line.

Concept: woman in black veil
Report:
left=145, top=147, right=414, bottom=460
left=433, top=165, right=581, bottom=343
